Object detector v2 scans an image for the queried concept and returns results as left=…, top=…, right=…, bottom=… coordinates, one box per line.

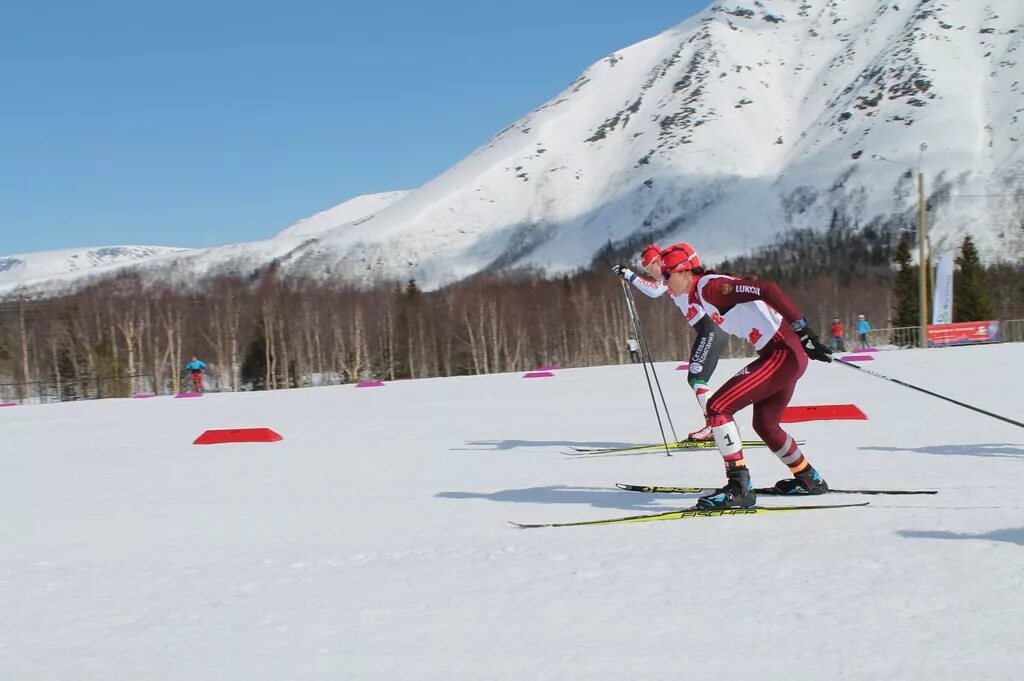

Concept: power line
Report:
left=949, top=193, right=1024, bottom=198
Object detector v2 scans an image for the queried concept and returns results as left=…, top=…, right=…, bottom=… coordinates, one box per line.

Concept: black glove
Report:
left=611, top=264, right=632, bottom=279
left=792, top=319, right=832, bottom=363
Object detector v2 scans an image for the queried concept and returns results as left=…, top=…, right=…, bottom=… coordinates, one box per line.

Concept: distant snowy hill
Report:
left=0, top=191, right=408, bottom=295
left=4, top=0, right=1023, bottom=295
left=0, top=246, right=190, bottom=294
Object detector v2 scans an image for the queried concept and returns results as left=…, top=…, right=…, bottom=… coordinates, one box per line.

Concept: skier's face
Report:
left=665, top=269, right=693, bottom=296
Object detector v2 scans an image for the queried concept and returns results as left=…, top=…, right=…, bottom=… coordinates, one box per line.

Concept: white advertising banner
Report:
left=932, top=251, right=955, bottom=325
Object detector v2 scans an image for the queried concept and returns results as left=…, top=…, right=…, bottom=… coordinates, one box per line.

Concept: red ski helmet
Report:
left=640, top=244, right=662, bottom=275
left=659, top=242, right=701, bottom=276
left=640, top=244, right=662, bottom=268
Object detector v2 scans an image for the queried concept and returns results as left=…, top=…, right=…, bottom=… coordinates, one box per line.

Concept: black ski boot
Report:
left=774, top=466, right=829, bottom=495
left=697, top=465, right=756, bottom=509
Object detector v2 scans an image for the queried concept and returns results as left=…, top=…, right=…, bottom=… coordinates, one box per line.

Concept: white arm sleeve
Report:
left=624, top=270, right=667, bottom=298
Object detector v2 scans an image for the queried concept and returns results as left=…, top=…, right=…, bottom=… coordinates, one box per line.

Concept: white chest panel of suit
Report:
left=693, top=275, right=782, bottom=351
left=669, top=292, right=706, bottom=327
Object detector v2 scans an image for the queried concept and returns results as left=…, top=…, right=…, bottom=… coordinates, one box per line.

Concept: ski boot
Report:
left=773, top=465, right=829, bottom=495
left=697, top=465, right=756, bottom=509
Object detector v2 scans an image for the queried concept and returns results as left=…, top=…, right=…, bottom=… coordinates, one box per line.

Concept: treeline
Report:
left=0, top=223, right=1020, bottom=402
left=0, top=266, right=700, bottom=401
left=716, top=217, right=1020, bottom=324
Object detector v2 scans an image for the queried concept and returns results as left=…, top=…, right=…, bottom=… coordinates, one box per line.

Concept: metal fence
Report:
left=1001, top=319, right=1024, bottom=343
left=0, top=368, right=353, bottom=404
left=0, top=371, right=235, bottom=404
left=864, top=326, right=920, bottom=349
left=862, top=319, right=1024, bottom=349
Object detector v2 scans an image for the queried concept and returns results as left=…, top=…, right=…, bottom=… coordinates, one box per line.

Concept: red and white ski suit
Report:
left=685, top=274, right=808, bottom=463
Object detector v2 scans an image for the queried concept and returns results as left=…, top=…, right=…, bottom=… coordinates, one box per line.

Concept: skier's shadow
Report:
left=436, top=485, right=691, bottom=512
left=451, top=439, right=634, bottom=452
left=859, top=443, right=1024, bottom=459
left=897, top=528, right=1024, bottom=546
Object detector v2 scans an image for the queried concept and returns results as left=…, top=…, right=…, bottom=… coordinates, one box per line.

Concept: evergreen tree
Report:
left=58, top=311, right=86, bottom=399
left=0, top=327, right=11, bottom=362
left=891, top=234, right=919, bottom=327
left=239, top=320, right=267, bottom=390
left=388, top=282, right=411, bottom=379
left=56, top=344, right=77, bottom=401
left=953, top=235, right=994, bottom=321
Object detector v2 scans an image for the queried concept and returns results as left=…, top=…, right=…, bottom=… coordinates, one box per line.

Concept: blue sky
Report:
left=0, top=0, right=708, bottom=254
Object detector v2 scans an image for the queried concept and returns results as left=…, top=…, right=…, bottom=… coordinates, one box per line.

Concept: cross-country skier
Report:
left=185, top=355, right=207, bottom=393
left=656, top=242, right=833, bottom=508
left=612, top=245, right=727, bottom=441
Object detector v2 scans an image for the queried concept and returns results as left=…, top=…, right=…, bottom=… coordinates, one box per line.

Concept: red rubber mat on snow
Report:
left=194, top=427, right=283, bottom=445
left=781, top=404, right=867, bottom=422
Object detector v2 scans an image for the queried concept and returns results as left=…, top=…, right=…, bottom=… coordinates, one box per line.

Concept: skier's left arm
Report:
left=711, top=279, right=805, bottom=324
left=704, top=278, right=832, bottom=362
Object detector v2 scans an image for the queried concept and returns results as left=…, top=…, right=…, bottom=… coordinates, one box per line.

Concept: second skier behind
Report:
left=612, top=244, right=727, bottom=441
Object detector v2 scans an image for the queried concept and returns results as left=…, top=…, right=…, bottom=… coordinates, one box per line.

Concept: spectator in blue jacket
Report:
left=185, top=356, right=208, bottom=392
left=855, top=315, right=871, bottom=349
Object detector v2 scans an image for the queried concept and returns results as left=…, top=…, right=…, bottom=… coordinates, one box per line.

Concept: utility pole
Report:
left=916, top=167, right=928, bottom=348
left=873, top=142, right=929, bottom=348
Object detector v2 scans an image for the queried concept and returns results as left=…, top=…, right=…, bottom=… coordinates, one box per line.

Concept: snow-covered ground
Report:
left=3, top=344, right=1023, bottom=680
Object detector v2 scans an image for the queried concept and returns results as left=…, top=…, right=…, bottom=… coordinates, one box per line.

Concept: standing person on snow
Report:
left=626, top=336, right=641, bottom=363
left=855, top=314, right=871, bottom=349
left=612, top=244, right=728, bottom=441
left=185, top=355, right=208, bottom=393
left=657, top=242, right=833, bottom=509
left=829, top=317, right=846, bottom=352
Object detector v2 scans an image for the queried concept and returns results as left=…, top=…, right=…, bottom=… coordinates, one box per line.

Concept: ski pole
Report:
left=623, top=284, right=679, bottom=441
left=620, top=282, right=675, bottom=456
left=618, top=280, right=675, bottom=456
left=833, top=357, right=1024, bottom=430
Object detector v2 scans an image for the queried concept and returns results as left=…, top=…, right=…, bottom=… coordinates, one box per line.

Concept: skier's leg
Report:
left=696, top=348, right=789, bottom=509
left=750, top=359, right=829, bottom=496
left=685, top=381, right=713, bottom=440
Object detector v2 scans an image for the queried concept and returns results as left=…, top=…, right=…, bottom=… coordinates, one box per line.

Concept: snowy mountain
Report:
left=4, top=0, right=1023, bottom=295
left=5, top=344, right=1024, bottom=678
left=0, top=246, right=191, bottom=294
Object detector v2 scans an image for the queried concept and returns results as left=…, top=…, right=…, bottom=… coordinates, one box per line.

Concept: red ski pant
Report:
left=191, top=371, right=204, bottom=392
left=705, top=334, right=807, bottom=452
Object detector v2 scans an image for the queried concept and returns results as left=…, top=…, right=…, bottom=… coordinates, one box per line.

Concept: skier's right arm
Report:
left=611, top=265, right=667, bottom=298
left=684, top=315, right=726, bottom=437
left=685, top=315, right=724, bottom=390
